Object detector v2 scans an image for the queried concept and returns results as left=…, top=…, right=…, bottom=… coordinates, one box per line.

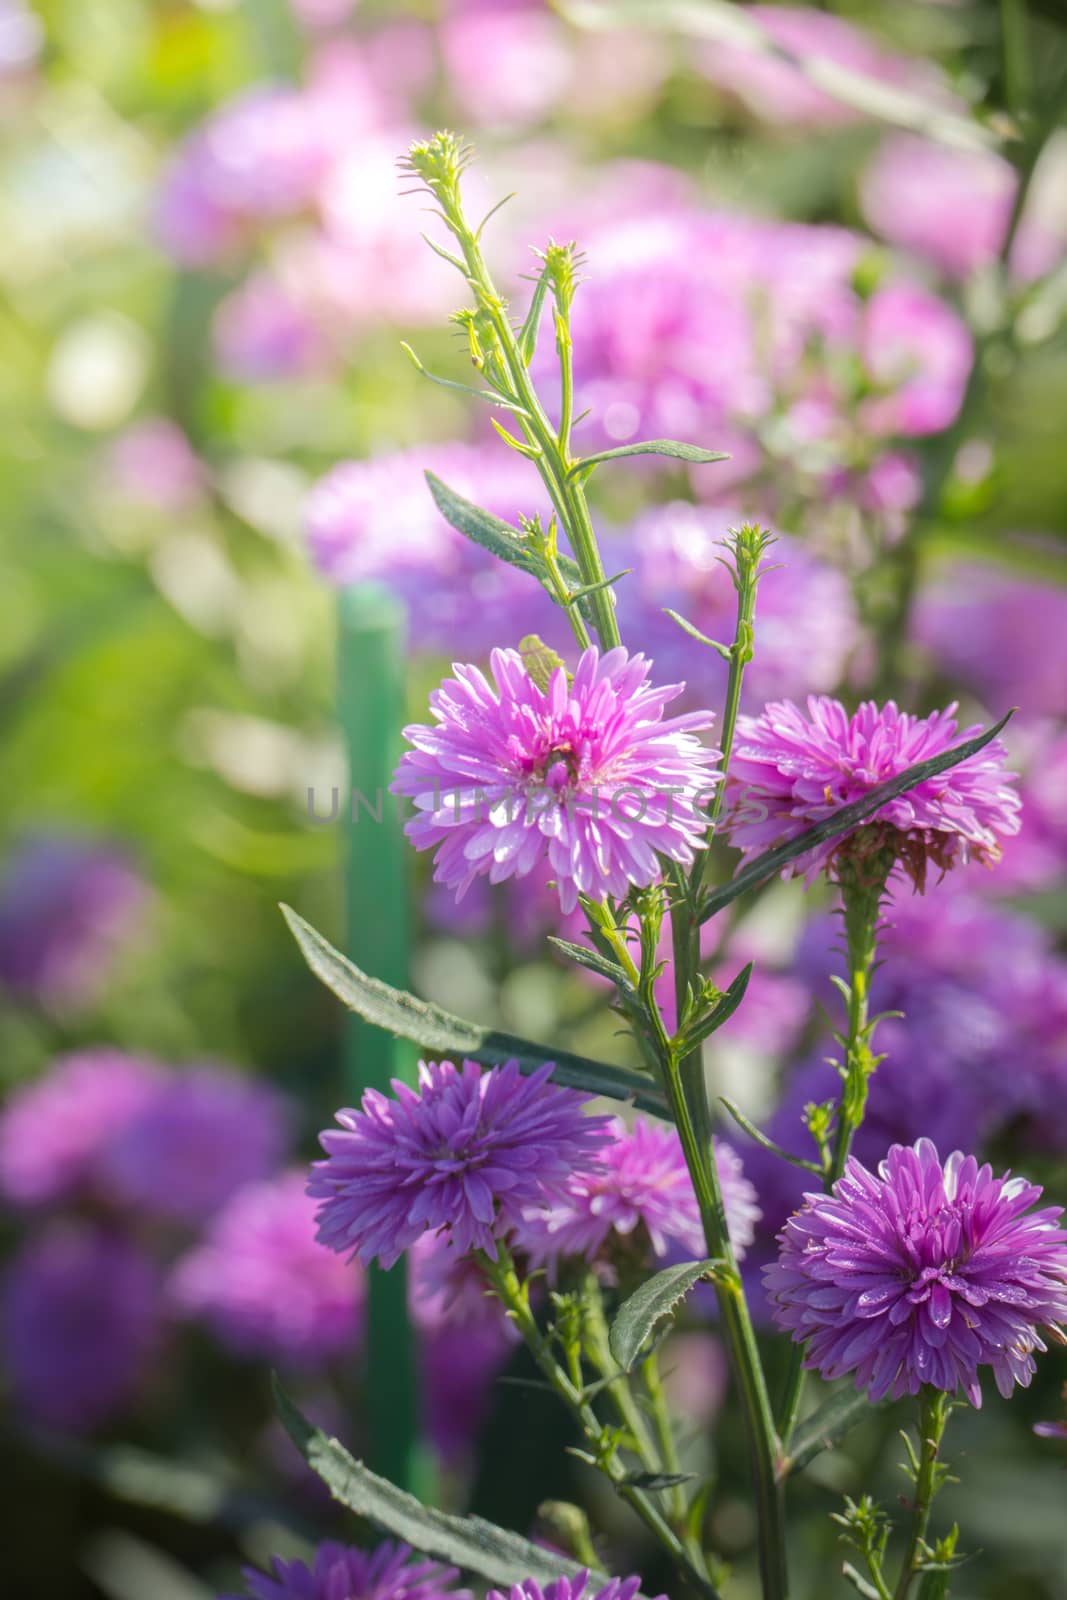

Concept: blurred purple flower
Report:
left=914, top=562, right=1067, bottom=719
left=227, top=1541, right=467, bottom=1600
left=100, top=1065, right=290, bottom=1226
left=861, top=133, right=1064, bottom=282
left=392, top=646, right=720, bottom=914
left=2, top=1224, right=161, bottom=1431
left=615, top=504, right=860, bottom=708
left=310, top=1058, right=608, bottom=1268
left=156, top=85, right=335, bottom=264
left=0, top=1049, right=161, bottom=1209
left=765, top=1139, right=1067, bottom=1406
left=171, top=1170, right=363, bottom=1367
left=997, top=725, right=1067, bottom=890
left=214, top=271, right=330, bottom=382
left=518, top=1116, right=759, bottom=1271
left=440, top=1, right=571, bottom=130
left=725, top=696, right=1020, bottom=888
left=304, top=443, right=566, bottom=656
left=0, top=834, right=150, bottom=1012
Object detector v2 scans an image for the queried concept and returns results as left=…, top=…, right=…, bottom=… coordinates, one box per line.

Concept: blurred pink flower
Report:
left=861, top=133, right=1065, bottom=282
left=107, top=419, right=206, bottom=513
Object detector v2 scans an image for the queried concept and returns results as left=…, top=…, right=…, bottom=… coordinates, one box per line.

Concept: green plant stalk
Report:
left=893, top=1389, right=951, bottom=1600
left=415, top=148, right=620, bottom=649
left=641, top=1347, right=700, bottom=1553
left=337, top=586, right=422, bottom=1494
left=777, top=854, right=891, bottom=1442
left=479, top=1247, right=722, bottom=1600
left=671, top=532, right=763, bottom=1192
left=662, top=1055, right=790, bottom=1600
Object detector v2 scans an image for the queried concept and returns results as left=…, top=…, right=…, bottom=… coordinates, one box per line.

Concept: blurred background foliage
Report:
left=2, top=2, right=1067, bottom=1598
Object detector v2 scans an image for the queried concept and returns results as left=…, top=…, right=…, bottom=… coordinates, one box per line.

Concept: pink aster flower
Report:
left=391, top=646, right=720, bottom=914
left=725, top=696, right=1020, bottom=888
left=308, top=1058, right=609, bottom=1268
left=518, top=1117, right=759, bottom=1271
left=171, top=1170, right=363, bottom=1368
left=765, top=1139, right=1067, bottom=1406
left=226, top=1540, right=467, bottom=1600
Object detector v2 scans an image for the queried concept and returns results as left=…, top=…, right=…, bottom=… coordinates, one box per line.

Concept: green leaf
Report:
left=663, top=609, right=731, bottom=659
left=273, top=1380, right=609, bottom=1590
left=609, top=1259, right=725, bottom=1372
left=425, top=473, right=596, bottom=627
left=548, top=936, right=634, bottom=992
left=678, top=963, right=753, bottom=1051
left=569, top=439, right=730, bottom=479
left=621, top=1471, right=698, bottom=1491
left=518, top=634, right=565, bottom=692
left=700, top=711, right=1014, bottom=924
left=783, top=1386, right=878, bottom=1476
left=281, top=905, right=670, bottom=1119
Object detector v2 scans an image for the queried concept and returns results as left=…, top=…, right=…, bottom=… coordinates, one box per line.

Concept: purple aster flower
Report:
left=488, top=1574, right=658, bottom=1600
left=309, top=1058, right=609, bottom=1268
left=225, top=1540, right=466, bottom=1600
left=214, top=270, right=330, bottom=382
left=0, top=833, right=150, bottom=1012
left=171, top=1170, right=363, bottom=1367
left=765, top=1139, right=1067, bottom=1406
left=725, top=696, right=1020, bottom=889
left=391, top=646, right=720, bottom=914
left=99, top=1065, right=290, bottom=1226
left=2, top=1223, right=161, bottom=1431
left=0, top=1048, right=162, bottom=1208
left=518, top=1117, right=759, bottom=1271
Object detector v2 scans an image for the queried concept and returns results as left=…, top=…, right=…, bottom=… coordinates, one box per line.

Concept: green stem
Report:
left=641, top=1347, right=692, bottom=1539
left=439, top=200, right=620, bottom=650
left=480, top=1247, right=722, bottom=1600
left=778, top=854, right=890, bottom=1442
left=663, top=1059, right=790, bottom=1600
left=893, top=1389, right=951, bottom=1600
left=999, top=0, right=1030, bottom=121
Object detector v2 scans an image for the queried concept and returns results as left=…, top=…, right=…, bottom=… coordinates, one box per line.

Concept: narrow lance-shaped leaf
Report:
left=609, top=1259, right=726, bottom=1373
left=569, top=439, right=730, bottom=480
left=425, top=473, right=597, bottom=627
left=282, top=905, right=670, bottom=1120
left=273, top=1381, right=621, bottom=1592
left=782, top=1386, right=880, bottom=1477
left=677, top=963, right=753, bottom=1052
left=700, top=711, right=1013, bottom=924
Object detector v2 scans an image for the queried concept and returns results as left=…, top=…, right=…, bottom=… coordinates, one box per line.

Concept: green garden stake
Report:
left=337, top=584, right=421, bottom=1494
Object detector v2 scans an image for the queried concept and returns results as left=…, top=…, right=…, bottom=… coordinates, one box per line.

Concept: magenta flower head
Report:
left=725, top=696, right=1019, bottom=889
left=171, top=1170, right=363, bottom=1368
left=225, top=1540, right=467, bottom=1600
left=765, top=1139, right=1067, bottom=1407
left=309, top=1059, right=609, bottom=1268
left=488, top=1574, right=658, bottom=1600
left=518, top=1117, right=759, bottom=1272
left=391, top=646, right=720, bottom=914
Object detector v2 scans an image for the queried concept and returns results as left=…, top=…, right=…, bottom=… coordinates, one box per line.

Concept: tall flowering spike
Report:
left=487, top=1574, right=657, bottom=1600
left=225, top=1540, right=468, bottom=1600
left=308, top=1059, right=609, bottom=1269
left=517, top=1117, right=760, bottom=1272
left=765, top=1139, right=1067, bottom=1407
left=390, top=646, right=720, bottom=914
left=725, top=695, right=1019, bottom=889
